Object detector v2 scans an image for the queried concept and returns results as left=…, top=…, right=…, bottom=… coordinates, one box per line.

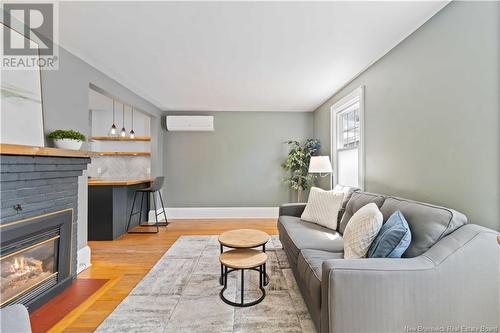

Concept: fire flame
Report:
left=11, top=257, right=27, bottom=272
left=13, top=257, right=26, bottom=269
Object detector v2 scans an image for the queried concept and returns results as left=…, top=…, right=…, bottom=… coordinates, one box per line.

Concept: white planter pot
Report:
left=54, top=139, right=83, bottom=150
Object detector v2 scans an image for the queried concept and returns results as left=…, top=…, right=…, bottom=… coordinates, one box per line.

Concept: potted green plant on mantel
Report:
left=48, top=129, right=86, bottom=150
left=282, top=139, right=320, bottom=202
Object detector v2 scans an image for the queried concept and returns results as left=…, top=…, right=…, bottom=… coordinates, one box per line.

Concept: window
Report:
left=331, top=87, right=364, bottom=189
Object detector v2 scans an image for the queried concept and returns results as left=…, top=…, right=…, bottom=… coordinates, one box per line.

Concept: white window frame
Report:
left=330, top=86, right=365, bottom=190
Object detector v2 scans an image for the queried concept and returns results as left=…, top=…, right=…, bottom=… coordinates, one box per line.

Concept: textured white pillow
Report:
left=343, top=203, right=383, bottom=259
left=301, top=187, right=344, bottom=230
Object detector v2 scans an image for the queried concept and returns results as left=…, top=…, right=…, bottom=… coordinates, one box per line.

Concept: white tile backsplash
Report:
left=88, top=156, right=151, bottom=178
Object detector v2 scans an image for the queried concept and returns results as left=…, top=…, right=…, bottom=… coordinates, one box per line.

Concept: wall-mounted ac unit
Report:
left=166, top=116, right=214, bottom=131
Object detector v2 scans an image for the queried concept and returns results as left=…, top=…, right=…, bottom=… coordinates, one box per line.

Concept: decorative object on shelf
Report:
left=109, top=100, right=117, bottom=136
left=129, top=107, right=136, bottom=139
left=119, top=104, right=127, bottom=137
left=282, top=139, right=320, bottom=202
left=48, top=129, right=86, bottom=150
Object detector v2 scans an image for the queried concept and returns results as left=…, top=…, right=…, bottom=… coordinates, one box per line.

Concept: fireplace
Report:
left=0, top=209, right=72, bottom=310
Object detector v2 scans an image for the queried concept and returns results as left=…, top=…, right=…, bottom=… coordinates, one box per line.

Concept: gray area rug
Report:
left=96, top=235, right=317, bottom=333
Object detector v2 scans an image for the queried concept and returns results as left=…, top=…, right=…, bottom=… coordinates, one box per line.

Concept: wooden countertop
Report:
left=88, top=178, right=154, bottom=186
left=0, top=144, right=93, bottom=158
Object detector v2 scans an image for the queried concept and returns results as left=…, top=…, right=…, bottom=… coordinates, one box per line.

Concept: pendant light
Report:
left=119, top=103, right=127, bottom=137
left=109, top=99, right=117, bottom=136
left=129, top=106, right=136, bottom=139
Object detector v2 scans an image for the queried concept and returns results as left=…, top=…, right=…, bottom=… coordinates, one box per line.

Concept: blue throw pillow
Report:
left=368, top=210, right=411, bottom=258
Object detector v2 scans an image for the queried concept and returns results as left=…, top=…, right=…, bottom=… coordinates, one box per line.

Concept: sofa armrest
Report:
left=279, top=203, right=307, bottom=217
left=321, top=224, right=499, bottom=333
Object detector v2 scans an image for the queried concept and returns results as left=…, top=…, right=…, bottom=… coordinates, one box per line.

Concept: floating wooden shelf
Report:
left=89, top=136, right=151, bottom=142
left=95, top=151, right=151, bottom=156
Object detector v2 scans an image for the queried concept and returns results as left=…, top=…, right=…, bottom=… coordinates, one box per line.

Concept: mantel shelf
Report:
left=94, top=151, right=151, bottom=157
left=0, top=144, right=93, bottom=158
left=90, top=136, right=151, bottom=142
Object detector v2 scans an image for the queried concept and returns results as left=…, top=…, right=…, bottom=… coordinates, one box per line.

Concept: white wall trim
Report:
left=148, top=207, right=279, bottom=220
left=77, top=245, right=92, bottom=274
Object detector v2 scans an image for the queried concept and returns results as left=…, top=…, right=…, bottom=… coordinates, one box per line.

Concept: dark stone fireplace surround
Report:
left=0, top=153, right=90, bottom=311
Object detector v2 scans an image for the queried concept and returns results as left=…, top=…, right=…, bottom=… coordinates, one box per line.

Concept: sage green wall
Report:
left=164, top=112, right=313, bottom=207
left=313, top=1, right=499, bottom=230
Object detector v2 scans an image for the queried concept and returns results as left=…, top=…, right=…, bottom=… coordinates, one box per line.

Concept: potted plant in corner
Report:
left=48, top=129, right=86, bottom=150
left=282, top=139, right=320, bottom=202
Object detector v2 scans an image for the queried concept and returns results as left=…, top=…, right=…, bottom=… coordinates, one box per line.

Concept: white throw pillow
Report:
left=343, top=203, right=383, bottom=259
left=301, top=187, right=344, bottom=230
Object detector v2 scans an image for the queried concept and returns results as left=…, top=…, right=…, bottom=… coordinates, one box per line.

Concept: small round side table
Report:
left=219, top=249, right=267, bottom=307
left=218, top=229, right=270, bottom=286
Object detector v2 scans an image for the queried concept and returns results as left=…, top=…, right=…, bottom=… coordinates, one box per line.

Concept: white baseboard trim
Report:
left=77, top=245, right=92, bottom=274
left=148, top=207, right=279, bottom=220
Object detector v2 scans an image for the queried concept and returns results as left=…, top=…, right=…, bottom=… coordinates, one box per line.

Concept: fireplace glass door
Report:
left=1, top=236, right=59, bottom=306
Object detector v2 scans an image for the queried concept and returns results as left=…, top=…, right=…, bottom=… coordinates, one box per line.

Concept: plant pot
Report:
left=54, top=139, right=83, bottom=150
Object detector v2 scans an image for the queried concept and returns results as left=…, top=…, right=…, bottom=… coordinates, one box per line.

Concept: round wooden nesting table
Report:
left=218, top=229, right=270, bottom=248
left=219, top=249, right=268, bottom=307
left=218, top=229, right=270, bottom=307
left=220, top=249, right=268, bottom=269
left=218, top=229, right=270, bottom=286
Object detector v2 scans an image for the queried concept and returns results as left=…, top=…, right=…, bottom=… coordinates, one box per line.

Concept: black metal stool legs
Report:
left=152, top=192, right=159, bottom=233
left=127, top=192, right=160, bottom=234
left=158, top=191, right=169, bottom=225
left=126, top=191, right=139, bottom=232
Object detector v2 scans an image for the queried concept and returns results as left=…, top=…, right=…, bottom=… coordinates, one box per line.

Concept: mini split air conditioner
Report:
left=166, top=116, right=214, bottom=131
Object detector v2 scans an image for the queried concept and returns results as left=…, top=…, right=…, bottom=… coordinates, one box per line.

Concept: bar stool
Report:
left=126, top=176, right=169, bottom=234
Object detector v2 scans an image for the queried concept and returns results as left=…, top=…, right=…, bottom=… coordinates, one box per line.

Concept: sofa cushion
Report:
left=339, top=192, right=386, bottom=234
left=343, top=203, right=384, bottom=259
left=333, top=185, right=359, bottom=226
left=368, top=210, right=412, bottom=258
left=277, top=216, right=344, bottom=266
left=297, top=249, right=343, bottom=325
left=380, top=197, right=467, bottom=257
left=301, top=187, right=344, bottom=230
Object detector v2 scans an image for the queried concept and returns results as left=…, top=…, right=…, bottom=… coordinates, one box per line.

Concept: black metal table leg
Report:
left=241, top=269, right=244, bottom=305
left=259, top=264, right=263, bottom=288
left=262, top=244, right=269, bottom=286
left=224, top=266, right=228, bottom=287
left=219, top=267, right=266, bottom=307
left=219, top=244, right=224, bottom=285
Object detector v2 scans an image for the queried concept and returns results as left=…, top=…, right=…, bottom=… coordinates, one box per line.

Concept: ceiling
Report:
left=59, top=1, right=448, bottom=112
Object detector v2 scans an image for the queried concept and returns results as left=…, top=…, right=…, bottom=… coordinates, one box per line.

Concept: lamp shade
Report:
left=309, top=156, right=333, bottom=173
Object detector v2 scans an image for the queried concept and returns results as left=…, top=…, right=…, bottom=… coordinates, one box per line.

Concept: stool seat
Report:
left=136, top=187, right=154, bottom=192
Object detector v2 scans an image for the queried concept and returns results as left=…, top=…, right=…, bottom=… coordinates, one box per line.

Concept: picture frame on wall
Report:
left=1, top=23, right=45, bottom=147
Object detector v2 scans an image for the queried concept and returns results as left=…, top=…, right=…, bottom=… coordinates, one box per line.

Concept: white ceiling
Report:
left=59, top=1, right=448, bottom=112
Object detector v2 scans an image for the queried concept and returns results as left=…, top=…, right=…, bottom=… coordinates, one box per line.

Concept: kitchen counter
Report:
left=88, top=178, right=153, bottom=186
left=88, top=178, right=153, bottom=240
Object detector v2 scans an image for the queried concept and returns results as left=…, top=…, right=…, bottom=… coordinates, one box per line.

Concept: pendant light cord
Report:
left=122, top=104, right=125, bottom=125
left=131, top=107, right=134, bottom=128
left=112, top=100, right=115, bottom=123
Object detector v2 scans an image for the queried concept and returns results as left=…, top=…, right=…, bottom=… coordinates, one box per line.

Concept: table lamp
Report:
left=308, top=156, right=332, bottom=177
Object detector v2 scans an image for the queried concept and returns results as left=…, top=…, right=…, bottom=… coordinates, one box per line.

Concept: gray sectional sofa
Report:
left=278, top=190, right=499, bottom=333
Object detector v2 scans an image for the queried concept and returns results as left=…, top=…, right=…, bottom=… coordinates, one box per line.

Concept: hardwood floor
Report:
left=55, top=219, right=278, bottom=332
